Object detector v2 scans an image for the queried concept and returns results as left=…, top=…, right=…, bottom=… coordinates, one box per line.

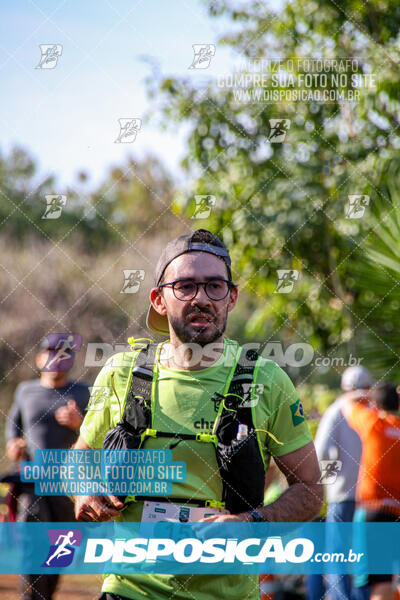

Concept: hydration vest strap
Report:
left=196, top=433, right=218, bottom=445
left=139, top=429, right=218, bottom=445
left=132, top=344, right=157, bottom=379
left=204, top=499, right=225, bottom=509
left=128, top=343, right=259, bottom=441
left=124, top=343, right=158, bottom=433
left=211, top=347, right=258, bottom=426
left=226, top=348, right=258, bottom=403
left=140, top=428, right=157, bottom=444
left=128, top=342, right=226, bottom=449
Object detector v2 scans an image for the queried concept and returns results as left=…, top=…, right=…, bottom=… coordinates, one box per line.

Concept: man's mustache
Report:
left=185, top=308, right=215, bottom=321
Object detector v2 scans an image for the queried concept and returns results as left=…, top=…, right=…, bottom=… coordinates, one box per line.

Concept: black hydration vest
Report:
left=103, top=342, right=266, bottom=514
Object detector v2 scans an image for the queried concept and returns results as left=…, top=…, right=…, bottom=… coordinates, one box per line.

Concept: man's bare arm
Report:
left=202, top=441, right=323, bottom=523
left=257, top=441, right=324, bottom=522
left=71, top=435, right=124, bottom=521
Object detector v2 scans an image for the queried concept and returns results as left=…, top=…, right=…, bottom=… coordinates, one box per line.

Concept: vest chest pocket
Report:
left=216, top=432, right=265, bottom=514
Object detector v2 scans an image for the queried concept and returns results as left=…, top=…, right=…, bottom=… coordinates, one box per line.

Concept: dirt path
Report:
left=0, top=574, right=103, bottom=600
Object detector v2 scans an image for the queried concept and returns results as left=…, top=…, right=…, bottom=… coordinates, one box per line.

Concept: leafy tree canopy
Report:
left=146, top=0, right=400, bottom=383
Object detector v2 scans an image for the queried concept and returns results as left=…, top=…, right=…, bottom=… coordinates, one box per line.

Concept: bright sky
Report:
left=0, top=0, right=280, bottom=189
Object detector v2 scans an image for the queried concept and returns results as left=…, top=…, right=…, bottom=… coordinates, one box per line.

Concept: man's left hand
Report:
left=200, top=513, right=246, bottom=523
left=193, top=512, right=251, bottom=541
left=55, top=399, right=83, bottom=430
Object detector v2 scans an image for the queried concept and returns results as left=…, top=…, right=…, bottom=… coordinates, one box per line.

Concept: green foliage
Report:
left=146, top=0, right=400, bottom=366
left=297, top=383, right=338, bottom=416
left=0, top=147, right=181, bottom=409
left=0, top=148, right=176, bottom=253
left=354, top=162, right=400, bottom=381
left=2, top=0, right=400, bottom=417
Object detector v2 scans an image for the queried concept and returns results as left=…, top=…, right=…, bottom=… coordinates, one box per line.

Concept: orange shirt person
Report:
left=342, top=381, right=400, bottom=600
left=341, top=382, right=400, bottom=517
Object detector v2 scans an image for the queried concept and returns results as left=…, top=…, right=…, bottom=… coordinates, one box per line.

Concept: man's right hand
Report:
left=6, top=437, right=27, bottom=461
left=74, top=494, right=124, bottom=521
left=71, top=437, right=124, bottom=521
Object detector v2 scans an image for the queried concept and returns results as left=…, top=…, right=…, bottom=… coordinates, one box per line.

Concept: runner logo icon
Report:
left=275, top=270, right=299, bottom=294
left=42, top=529, right=82, bottom=567
left=268, top=119, right=291, bottom=143
left=36, top=44, right=63, bottom=69
left=188, top=44, right=216, bottom=69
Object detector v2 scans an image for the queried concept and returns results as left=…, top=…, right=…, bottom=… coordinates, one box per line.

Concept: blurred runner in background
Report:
left=342, top=382, right=400, bottom=600
left=315, top=366, right=374, bottom=600
left=5, top=334, right=89, bottom=600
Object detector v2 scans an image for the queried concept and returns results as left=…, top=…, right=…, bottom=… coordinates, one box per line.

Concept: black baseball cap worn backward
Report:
left=146, top=229, right=233, bottom=336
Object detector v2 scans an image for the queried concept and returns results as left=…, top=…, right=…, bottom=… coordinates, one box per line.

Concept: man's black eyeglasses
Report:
left=159, top=279, right=237, bottom=301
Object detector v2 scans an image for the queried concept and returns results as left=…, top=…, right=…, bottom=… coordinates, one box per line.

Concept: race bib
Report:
left=141, top=500, right=228, bottom=523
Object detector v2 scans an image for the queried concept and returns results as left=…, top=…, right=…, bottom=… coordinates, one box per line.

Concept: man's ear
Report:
left=227, top=284, right=238, bottom=313
left=149, top=287, right=168, bottom=316
left=35, top=351, right=48, bottom=370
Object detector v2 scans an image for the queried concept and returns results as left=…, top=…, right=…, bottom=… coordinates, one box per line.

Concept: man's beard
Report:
left=168, top=306, right=228, bottom=346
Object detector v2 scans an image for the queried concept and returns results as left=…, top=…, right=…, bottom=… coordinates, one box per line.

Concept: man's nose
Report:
left=192, top=283, right=211, bottom=304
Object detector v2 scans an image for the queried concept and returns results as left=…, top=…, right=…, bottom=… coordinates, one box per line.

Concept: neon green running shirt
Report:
left=81, top=338, right=312, bottom=600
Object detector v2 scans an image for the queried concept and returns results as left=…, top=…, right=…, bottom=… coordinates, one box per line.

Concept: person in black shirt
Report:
left=5, top=334, right=89, bottom=600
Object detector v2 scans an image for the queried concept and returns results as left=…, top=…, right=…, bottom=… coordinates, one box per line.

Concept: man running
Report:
left=73, top=229, right=323, bottom=600
left=6, top=334, right=89, bottom=600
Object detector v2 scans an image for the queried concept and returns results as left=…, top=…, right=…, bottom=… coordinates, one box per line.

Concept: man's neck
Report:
left=40, top=373, right=68, bottom=389
left=160, top=337, right=225, bottom=371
